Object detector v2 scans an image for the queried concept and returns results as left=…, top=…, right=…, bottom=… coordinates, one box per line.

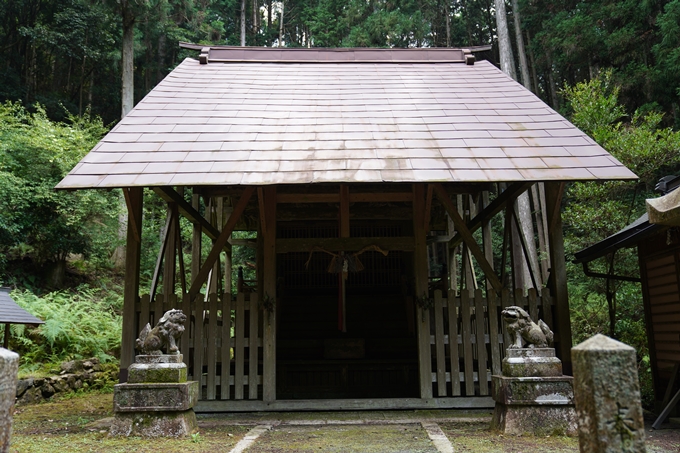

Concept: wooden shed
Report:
left=57, top=46, right=636, bottom=412
left=574, top=177, right=680, bottom=409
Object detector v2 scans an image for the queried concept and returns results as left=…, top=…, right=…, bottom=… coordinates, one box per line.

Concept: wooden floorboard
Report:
left=195, top=397, right=494, bottom=413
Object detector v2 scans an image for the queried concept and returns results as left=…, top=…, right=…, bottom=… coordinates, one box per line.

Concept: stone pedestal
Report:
left=572, top=334, right=646, bottom=452
left=491, top=348, right=577, bottom=436
left=1, top=348, right=19, bottom=453
left=110, top=354, right=198, bottom=437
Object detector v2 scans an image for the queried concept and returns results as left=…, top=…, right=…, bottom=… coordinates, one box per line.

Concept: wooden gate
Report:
left=427, top=288, right=554, bottom=397
left=135, top=292, right=263, bottom=401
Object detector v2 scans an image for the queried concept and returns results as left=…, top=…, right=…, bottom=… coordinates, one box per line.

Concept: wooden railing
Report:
left=135, top=292, right=263, bottom=401
left=428, top=288, right=554, bottom=397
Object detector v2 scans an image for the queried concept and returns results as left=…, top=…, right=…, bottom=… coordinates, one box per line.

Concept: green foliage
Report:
left=6, top=288, right=122, bottom=370
left=561, top=72, right=680, bottom=407
left=0, top=101, right=119, bottom=286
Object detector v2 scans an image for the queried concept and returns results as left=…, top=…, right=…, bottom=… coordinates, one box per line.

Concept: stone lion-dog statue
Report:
left=501, top=306, right=554, bottom=348
left=135, top=308, right=187, bottom=355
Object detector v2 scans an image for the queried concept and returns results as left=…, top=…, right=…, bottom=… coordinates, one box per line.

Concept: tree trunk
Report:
left=241, top=0, right=246, bottom=46
left=114, top=2, right=136, bottom=269
left=517, top=191, right=542, bottom=290
left=511, top=0, right=531, bottom=90
left=267, top=0, right=272, bottom=44
left=494, top=0, right=517, bottom=80
left=253, top=0, right=258, bottom=41
left=445, top=3, right=451, bottom=47
left=278, top=1, right=284, bottom=47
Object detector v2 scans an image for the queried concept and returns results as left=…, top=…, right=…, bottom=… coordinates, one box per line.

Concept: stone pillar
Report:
left=0, top=348, right=19, bottom=453
left=572, top=334, right=646, bottom=453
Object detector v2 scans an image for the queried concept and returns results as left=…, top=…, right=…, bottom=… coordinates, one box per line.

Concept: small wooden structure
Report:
left=0, top=287, right=44, bottom=349
left=57, top=46, right=636, bottom=411
left=575, top=177, right=680, bottom=412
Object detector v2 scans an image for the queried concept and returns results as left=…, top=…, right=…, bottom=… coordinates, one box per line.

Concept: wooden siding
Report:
left=642, top=250, right=680, bottom=396
left=427, top=288, right=554, bottom=397
left=135, top=292, right=263, bottom=401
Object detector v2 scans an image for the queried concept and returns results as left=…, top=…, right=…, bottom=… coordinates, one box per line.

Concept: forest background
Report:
left=1, top=0, right=680, bottom=406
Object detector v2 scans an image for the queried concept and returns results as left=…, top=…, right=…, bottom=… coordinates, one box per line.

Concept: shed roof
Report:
left=57, top=46, right=636, bottom=189
left=0, top=288, right=44, bottom=325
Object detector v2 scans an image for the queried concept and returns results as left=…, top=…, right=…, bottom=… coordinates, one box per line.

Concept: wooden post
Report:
left=261, top=186, right=277, bottom=402
left=191, top=192, right=202, bottom=284
left=163, top=203, right=177, bottom=298
left=545, top=182, right=572, bottom=375
left=339, top=184, right=349, bottom=332
left=413, top=184, right=433, bottom=399
left=120, top=187, right=143, bottom=382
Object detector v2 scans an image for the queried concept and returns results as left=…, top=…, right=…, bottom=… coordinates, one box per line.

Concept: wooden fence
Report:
left=428, top=288, right=554, bottom=397
left=134, top=288, right=553, bottom=402
left=134, top=292, right=263, bottom=401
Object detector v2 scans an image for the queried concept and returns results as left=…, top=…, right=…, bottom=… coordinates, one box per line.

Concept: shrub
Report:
left=6, top=287, right=122, bottom=371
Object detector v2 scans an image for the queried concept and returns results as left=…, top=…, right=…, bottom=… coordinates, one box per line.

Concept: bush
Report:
left=6, top=287, right=122, bottom=371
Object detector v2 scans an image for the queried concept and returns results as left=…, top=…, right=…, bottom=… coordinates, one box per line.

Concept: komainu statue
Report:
left=501, top=306, right=554, bottom=348
left=135, top=309, right=187, bottom=355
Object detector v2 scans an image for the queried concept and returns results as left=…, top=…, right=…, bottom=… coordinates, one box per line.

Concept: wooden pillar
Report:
left=120, top=187, right=143, bottom=382
left=163, top=203, right=177, bottom=299
left=545, top=182, right=572, bottom=375
left=261, top=186, right=277, bottom=402
left=191, top=192, right=202, bottom=283
left=413, top=184, right=433, bottom=399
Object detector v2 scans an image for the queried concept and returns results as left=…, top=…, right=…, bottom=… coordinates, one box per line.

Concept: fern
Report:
left=7, top=288, right=122, bottom=369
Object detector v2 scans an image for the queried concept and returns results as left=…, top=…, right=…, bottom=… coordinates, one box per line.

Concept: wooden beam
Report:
left=120, top=187, right=143, bottom=382
left=276, top=192, right=414, bottom=204
left=261, top=186, right=277, bottom=403
left=433, top=184, right=503, bottom=292
left=413, top=184, right=433, bottom=399
left=122, top=188, right=141, bottom=243
left=190, top=192, right=202, bottom=284
left=276, top=237, right=415, bottom=254
left=163, top=203, right=178, bottom=298
left=154, top=187, right=222, bottom=243
left=189, top=187, right=255, bottom=300
left=545, top=182, right=572, bottom=375
left=149, top=209, right=174, bottom=303
left=424, top=184, right=433, bottom=231
left=340, top=185, right=350, bottom=237
left=195, top=397, right=494, bottom=412
left=449, top=182, right=532, bottom=249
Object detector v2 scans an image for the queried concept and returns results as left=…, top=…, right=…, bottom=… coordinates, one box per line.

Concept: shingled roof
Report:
left=0, top=288, right=43, bottom=325
left=57, top=46, right=636, bottom=189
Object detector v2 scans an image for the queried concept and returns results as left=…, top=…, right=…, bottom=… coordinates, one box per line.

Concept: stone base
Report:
left=109, top=410, right=198, bottom=437
left=113, top=381, right=198, bottom=412
left=502, top=348, right=563, bottom=377
left=491, top=404, right=577, bottom=436
left=490, top=374, right=577, bottom=436
left=128, top=362, right=187, bottom=384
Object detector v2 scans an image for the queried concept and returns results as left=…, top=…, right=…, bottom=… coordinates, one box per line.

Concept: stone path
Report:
left=218, top=411, right=483, bottom=453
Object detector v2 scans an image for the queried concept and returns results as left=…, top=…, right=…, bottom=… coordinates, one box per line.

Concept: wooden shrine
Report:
left=57, top=45, right=637, bottom=411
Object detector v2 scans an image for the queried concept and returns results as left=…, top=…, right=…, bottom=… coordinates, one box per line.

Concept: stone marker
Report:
left=0, top=348, right=19, bottom=453
left=572, top=334, right=646, bottom=453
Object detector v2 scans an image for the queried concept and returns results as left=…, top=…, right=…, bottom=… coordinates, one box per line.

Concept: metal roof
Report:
left=57, top=47, right=637, bottom=189
left=0, top=288, right=44, bottom=325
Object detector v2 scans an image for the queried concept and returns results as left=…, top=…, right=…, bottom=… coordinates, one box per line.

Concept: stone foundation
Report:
left=111, top=353, right=198, bottom=437
left=490, top=348, right=577, bottom=436
left=109, top=410, right=198, bottom=437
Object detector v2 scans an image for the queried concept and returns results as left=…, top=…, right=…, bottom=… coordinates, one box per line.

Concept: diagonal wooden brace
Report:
left=433, top=184, right=503, bottom=292
left=449, top=182, right=532, bottom=249
left=154, top=186, right=222, bottom=243
left=189, top=187, right=255, bottom=299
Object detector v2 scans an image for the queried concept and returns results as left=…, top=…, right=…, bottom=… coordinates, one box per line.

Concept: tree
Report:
left=0, top=101, right=118, bottom=287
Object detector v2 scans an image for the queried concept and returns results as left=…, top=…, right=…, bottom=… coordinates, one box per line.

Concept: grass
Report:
left=9, top=392, right=680, bottom=453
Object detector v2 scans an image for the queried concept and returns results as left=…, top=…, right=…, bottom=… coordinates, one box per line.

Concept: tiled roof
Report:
left=57, top=48, right=636, bottom=189
left=0, top=288, right=44, bottom=325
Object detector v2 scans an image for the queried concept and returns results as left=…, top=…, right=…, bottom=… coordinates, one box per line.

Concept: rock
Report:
left=572, top=334, right=646, bottom=453
left=17, top=387, right=42, bottom=405
left=0, top=348, right=20, bottom=453
left=40, top=383, right=55, bottom=399
left=82, top=361, right=94, bottom=370
left=53, top=377, right=70, bottom=393
left=60, top=360, right=82, bottom=374
left=15, top=378, right=33, bottom=398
